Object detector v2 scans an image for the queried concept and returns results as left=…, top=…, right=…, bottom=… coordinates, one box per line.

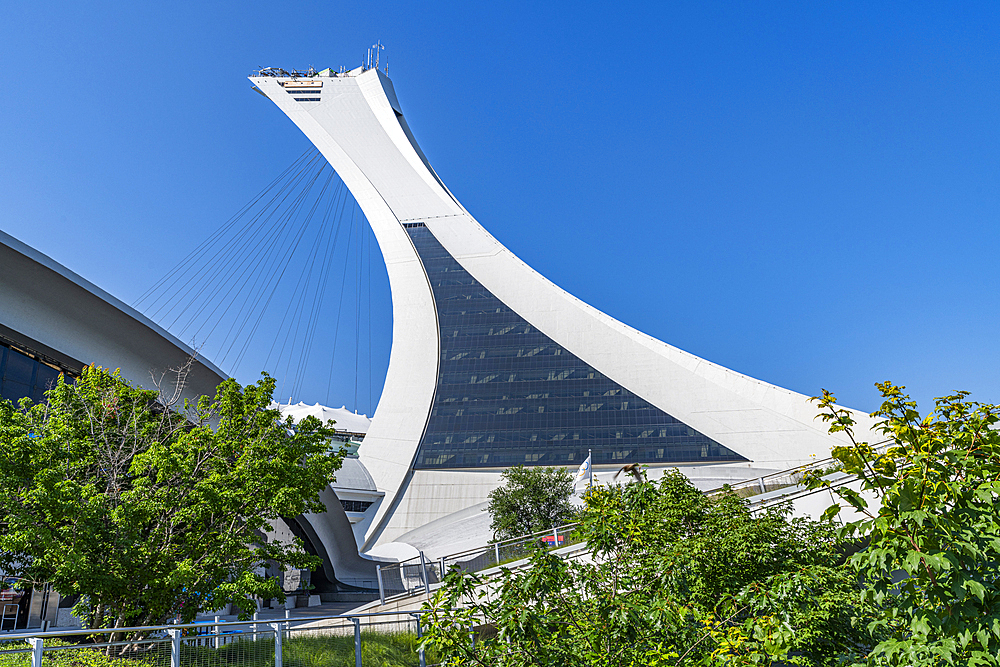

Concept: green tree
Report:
left=810, top=383, right=1000, bottom=666
left=427, top=469, right=876, bottom=665
left=0, top=364, right=343, bottom=631
left=486, top=465, right=576, bottom=541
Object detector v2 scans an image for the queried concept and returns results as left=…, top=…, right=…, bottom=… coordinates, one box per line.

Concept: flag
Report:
left=574, top=454, right=592, bottom=488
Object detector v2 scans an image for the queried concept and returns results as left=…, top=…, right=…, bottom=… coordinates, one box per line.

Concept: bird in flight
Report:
left=614, top=463, right=644, bottom=483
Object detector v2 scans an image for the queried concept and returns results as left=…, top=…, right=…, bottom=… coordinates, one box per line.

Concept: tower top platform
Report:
left=254, top=65, right=367, bottom=79
left=256, top=42, right=389, bottom=80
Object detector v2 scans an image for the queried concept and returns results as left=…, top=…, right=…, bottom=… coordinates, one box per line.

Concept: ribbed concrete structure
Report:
left=0, top=229, right=377, bottom=592
left=250, top=65, right=877, bottom=549
left=0, top=229, right=225, bottom=402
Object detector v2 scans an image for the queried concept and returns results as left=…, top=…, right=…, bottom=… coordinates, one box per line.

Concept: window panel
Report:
left=1, top=381, right=30, bottom=403
left=4, top=348, right=35, bottom=386
left=0, top=342, right=76, bottom=404
left=34, top=364, right=60, bottom=395
left=405, top=226, right=746, bottom=469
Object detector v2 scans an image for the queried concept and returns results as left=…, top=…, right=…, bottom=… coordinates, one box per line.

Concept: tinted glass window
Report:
left=32, top=364, right=61, bottom=402
left=340, top=500, right=374, bottom=512
left=0, top=342, right=74, bottom=404
left=0, top=379, right=30, bottom=403
left=405, top=225, right=747, bottom=469
left=4, top=348, right=34, bottom=385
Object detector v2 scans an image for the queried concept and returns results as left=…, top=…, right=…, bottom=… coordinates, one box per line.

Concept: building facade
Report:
left=0, top=229, right=226, bottom=405
left=0, top=229, right=231, bottom=628
left=0, top=230, right=377, bottom=609
left=250, top=65, right=877, bottom=550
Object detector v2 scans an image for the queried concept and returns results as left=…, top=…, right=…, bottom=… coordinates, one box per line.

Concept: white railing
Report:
left=704, top=439, right=893, bottom=504
left=0, top=609, right=433, bottom=667
left=375, top=522, right=580, bottom=604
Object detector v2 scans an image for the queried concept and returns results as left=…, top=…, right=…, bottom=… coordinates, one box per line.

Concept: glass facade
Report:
left=340, top=499, right=375, bottom=513
left=405, top=224, right=747, bottom=469
left=0, top=341, right=72, bottom=404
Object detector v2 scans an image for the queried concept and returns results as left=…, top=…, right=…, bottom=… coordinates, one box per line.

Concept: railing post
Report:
left=552, top=526, right=558, bottom=547
left=411, top=613, right=426, bottom=667
left=168, top=629, right=182, bottom=667
left=376, top=565, right=385, bottom=605
left=352, top=617, right=362, bottom=667
left=252, top=611, right=259, bottom=641
left=419, top=551, right=430, bottom=596
left=758, top=477, right=767, bottom=494
left=494, top=541, right=500, bottom=564
left=269, top=623, right=283, bottom=667
left=213, top=615, right=220, bottom=649
left=440, top=556, right=446, bottom=578
left=28, top=637, right=43, bottom=667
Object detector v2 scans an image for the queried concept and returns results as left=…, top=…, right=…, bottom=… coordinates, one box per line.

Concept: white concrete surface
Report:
left=250, top=66, right=880, bottom=550
left=0, top=229, right=226, bottom=402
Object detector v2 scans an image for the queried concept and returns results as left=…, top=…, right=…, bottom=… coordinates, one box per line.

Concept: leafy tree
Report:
left=810, top=383, right=1000, bottom=666
left=0, top=364, right=343, bottom=631
left=486, top=465, right=576, bottom=541
left=427, top=469, right=876, bottom=665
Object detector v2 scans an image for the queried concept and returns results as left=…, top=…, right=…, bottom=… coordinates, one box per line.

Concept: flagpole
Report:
left=588, top=448, right=593, bottom=489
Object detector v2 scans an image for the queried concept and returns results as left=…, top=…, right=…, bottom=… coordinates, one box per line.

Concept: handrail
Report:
left=703, top=438, right=893, bottom=500
left=0, top=608, right=431, bottom=642
left=379, top=522, right=580, bottom=568
left=440, top=522, right=579, bottom=563
left=373, top=522, right=582, bottom=605
left=373, top=441, right=898, bottom=572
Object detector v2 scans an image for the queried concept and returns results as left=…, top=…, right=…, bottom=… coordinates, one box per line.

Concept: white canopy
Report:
left=274, top=401, right=372, bottom=434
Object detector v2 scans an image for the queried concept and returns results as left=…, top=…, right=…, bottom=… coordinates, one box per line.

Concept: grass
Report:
left=0, top=632, right=437, bottom=667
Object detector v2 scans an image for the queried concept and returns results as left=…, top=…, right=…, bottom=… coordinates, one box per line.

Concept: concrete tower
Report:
left=249, top=65, right=873, bottom=549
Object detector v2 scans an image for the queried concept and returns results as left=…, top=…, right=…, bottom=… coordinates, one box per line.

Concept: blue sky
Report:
left=1, top=1, right=997, bottom=417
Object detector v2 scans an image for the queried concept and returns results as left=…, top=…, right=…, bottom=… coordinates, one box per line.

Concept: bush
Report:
left=486, top=465, right=576, bottom=541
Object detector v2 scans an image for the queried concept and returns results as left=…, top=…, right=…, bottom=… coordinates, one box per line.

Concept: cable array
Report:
left=135, top=149, right=381, bottom=410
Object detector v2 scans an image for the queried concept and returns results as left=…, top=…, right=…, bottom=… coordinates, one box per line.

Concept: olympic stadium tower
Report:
left=249, top=64, right=875, bottom=549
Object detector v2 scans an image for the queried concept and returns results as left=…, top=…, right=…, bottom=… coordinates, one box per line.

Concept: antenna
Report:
left=372, top=41, right=384, bottom=71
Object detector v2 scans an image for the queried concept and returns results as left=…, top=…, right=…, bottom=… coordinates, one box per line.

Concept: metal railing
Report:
left=0, top=609, right=433, bottom=667
left=704, top=439, right=893, bottom=503
left=0, top=604, right=19, bottom=632
left=367, top=446, right=892, bottom=608
left=375, top=523, right=580, bottom=604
